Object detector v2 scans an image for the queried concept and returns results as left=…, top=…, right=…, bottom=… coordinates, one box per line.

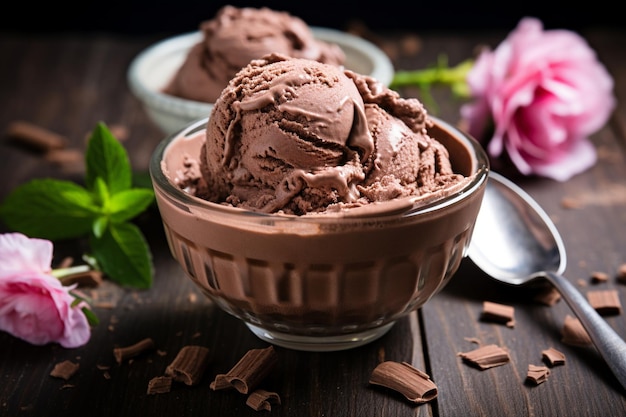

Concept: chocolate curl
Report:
left=210, top=346, right=277, bottom=394
left=147, top=376, right=173, bottom=395
left=369, top=361, right=438, bottom=404
left=6, top=120, right=68, bottom=152
left=480, top=301, right=516, bottom=327
left=165, top=345, right=210, bottom=385
left=526, top=364, right=551, bottom=385
left=113, top=338, right=155, bottom=364
left=541, top=347, right=566, bottom=367
left=561, top=315, right=592, bottom=346
left=246, top=389, right=281, bottom=411
left=458, top=344, right=511, bottom=370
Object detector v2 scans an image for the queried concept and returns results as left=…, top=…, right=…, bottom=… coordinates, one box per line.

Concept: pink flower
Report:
left=460, top=17, right=616, bottom=181
left=0, top=233, right=90, bottom=348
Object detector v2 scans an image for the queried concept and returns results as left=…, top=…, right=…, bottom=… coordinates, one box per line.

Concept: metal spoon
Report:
left=467, top=171, right=626, bottom=390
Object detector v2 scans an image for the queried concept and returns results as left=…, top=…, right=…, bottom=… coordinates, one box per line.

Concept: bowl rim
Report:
left=149, top=116, right=490, bottom=222
left=127, top=26, right=395, bottom=117
left=127, top=31, right=212, bottom=118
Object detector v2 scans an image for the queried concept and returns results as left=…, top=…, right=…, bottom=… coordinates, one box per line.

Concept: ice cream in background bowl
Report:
left=149, top=54, right=489, bottom=351
left=128, top=5, right=394, bottom=135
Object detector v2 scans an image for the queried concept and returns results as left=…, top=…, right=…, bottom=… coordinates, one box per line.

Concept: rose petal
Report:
left=0, top=233, right=53, bottom=275
left=462, top=17, right=615, bottom=180
left=0, top=234, right=91, bottom=348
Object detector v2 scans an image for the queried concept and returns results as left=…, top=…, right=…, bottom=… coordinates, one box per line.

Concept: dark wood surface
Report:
left=1, top=27, right=625, bottom=416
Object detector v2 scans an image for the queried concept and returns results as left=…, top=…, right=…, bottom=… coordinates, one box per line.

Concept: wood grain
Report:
left=0, top=29, right=625, bottom=416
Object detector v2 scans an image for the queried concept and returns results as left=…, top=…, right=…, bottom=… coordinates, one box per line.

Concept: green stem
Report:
left=51, top=265, right=91, bottom=279
left=390, top=56, right=474, bottom=99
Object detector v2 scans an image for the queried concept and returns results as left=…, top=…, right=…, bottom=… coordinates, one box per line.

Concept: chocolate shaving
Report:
left=561, top=315, right=592, bottom=346
left=458, top=344, right=510, bottom=370
left=210, top=374, right=232, bottom=390
left=6, top=120, right=68, bottom=152
left=526, top=364, right=550, bottom=385
left=560, top=196, right=583, bottom=209
left=59, top=270, right=103, bottom=287
left=147, top=376, right=173, bottom=395
left=165, top=345, right=210, bottom=386
left=591, top=271, right=610, bottom=283
left=57, top=256, right=74, bottom=269
left=480, top=301, right=515, bottom=327
left=113, top=337, right=155, bottom=364
left=369, top=361, right=438, bottom=404
left=533, top=286, right=561, bottom=306
left=617, top=264, right=626, bottom=283
left=541, top=347, right=566, bottom=366
left=587, top=289, right=622, bottom=315
left=107, top=124, right=129, bottom=142
left=246, top=389, right=281, bottom=411
left=50, top=360, right=79, bottom=380
left=210, top=346, right=277, bottom=394
left=44, top=148, right=83, bottom=164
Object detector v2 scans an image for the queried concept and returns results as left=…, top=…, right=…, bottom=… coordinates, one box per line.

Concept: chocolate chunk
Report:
left=6, top=120, right=68, bottom=152
left=50, top=360, right=79, bottom=380
left=561, top=315, right=592, bottom=346
left=369, top=361, right=438, bottom=404
left=541, top=347, right=566, bottom=366
left=147, top=376, right=173, bottom=395
left=458, top=344, right=511, bottom=370
left=113, top=337, right=155, bottom=364
left=617, top=264, right=626, bottom=283
left=480, top=301, right=515, bottom=327
left=165, top=345, right=210, bottom=386
left=246, top=389, right=281, bottom=411
left=591, top=271, right=610, bottom=283
left=533, top=286, right=561, bottom=306
left=526, top=364, right=550, bottom=385
left=59, top=269, right=103, bottom=287
left=587, top=289, right=622, bottom=315
left=210, top=346, right=277, bottom=394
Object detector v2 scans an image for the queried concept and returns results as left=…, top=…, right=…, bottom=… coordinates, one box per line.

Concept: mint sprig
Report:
left=390, top=55, right=474, bottom=114
left=0, top=122, right=155, bottom=288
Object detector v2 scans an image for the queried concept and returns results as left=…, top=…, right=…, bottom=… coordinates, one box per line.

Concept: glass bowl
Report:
left=128, top=27, right=394, bottom=136
left=149, top=117, right=489, bottom=351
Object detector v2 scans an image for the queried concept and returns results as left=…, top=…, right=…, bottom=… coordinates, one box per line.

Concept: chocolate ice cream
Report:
left=163, top=6, right=345, bottom=104
left=181, top=53, right=470, bottom=215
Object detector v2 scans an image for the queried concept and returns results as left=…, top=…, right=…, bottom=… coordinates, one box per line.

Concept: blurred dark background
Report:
left=1, top=1, right=622, bottom=35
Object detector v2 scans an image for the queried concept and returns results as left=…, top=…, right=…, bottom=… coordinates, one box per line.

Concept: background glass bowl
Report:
left=150, top=117, right=489, bottom=351
left=128, top=27, right=395, bottom=135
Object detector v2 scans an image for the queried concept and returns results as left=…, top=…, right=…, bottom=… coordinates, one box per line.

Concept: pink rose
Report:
left=0, top=233, right=90, bottom=348
left=460, top=17, right=616, bottom=181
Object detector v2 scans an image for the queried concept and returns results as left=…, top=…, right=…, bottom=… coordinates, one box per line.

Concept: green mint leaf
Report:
left=90, top=222, right=153, bottom=288
left=109, top=188, right=155, bottom=224
left=92, top=176, right=111, bottom=208
left=85, top=122, right=131, bottom=195
left=92, top=216, right=108, bottom=239
left=0, top=178, right=100, bottom=240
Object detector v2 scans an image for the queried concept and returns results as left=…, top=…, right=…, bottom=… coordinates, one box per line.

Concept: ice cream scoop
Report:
left=199, top=53, right=468, bottom=215
left=163, top=6, right=345, bottom=104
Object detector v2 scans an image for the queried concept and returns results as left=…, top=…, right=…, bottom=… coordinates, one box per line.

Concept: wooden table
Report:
left=1, top=27, right=625, bottom=416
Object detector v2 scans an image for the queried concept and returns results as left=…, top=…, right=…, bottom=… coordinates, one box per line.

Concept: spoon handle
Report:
left=545, top=271, right=626, bottom=390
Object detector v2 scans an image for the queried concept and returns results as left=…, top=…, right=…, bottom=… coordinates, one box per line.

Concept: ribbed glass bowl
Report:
left=149, top=117, right=489, bottom=351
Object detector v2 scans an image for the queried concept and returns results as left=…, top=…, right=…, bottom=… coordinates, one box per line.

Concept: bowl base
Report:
left=245, top=322, right=396, bottom=352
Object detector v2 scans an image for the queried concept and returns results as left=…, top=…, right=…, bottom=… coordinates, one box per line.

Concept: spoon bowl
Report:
left=468, top=171, right=626, bottom=390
